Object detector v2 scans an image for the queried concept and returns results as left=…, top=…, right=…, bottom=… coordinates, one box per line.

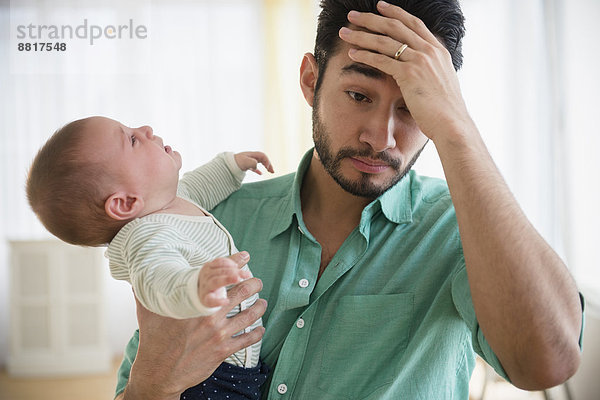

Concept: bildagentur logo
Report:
left=16, top=19, right=148, bottom=45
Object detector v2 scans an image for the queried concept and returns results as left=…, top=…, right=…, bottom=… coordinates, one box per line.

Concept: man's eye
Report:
left=399, top=106, right=411, bottom=115
left=347, top=91, right=370, bottom=103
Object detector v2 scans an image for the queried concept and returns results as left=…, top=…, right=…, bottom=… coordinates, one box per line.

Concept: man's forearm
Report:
left=435, top=122, right=582, bottom=390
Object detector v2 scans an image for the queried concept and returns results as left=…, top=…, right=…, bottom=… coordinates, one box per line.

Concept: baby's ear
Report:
left=105, top=192, right=144, bottom=220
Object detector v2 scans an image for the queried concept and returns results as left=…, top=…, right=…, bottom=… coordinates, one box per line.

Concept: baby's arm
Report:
left=129, top=250, right=213, bottom=319
left=130, top=249, right=251, bottom=319
left=178, top=151, right=273, bottom=210
left=109, top=222, right=250, bottom=319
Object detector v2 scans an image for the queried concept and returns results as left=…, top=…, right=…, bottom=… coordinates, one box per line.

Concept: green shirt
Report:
left=116, top=149, right=509, bottom=399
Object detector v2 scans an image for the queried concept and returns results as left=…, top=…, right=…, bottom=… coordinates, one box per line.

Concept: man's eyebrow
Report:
left=340, top=63, right=386, bottom=80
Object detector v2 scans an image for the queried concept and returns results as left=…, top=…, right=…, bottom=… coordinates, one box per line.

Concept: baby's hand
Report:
left=234, top=151, right=275, bottom=175
left=197, top=252, right=253, bottom=309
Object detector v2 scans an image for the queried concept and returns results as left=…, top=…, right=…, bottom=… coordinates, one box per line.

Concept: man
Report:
left=115, top=1, right=583, bottom=399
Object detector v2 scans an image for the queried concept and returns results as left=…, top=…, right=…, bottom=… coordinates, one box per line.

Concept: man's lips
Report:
left=350, top=157, right=390, bottom=173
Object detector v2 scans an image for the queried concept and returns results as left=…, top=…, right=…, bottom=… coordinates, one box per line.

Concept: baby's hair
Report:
left=26, top=118, right=127, bottom=246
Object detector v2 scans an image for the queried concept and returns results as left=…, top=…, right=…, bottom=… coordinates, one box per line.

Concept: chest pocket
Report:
left=318, top=293, right=414, bottom=399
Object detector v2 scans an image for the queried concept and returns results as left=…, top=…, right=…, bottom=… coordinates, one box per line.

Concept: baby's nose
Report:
left=140, top=125, right=154, bottom=138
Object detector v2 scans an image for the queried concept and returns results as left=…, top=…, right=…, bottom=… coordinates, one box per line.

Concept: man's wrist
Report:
left=431, top=117, right=484, bottom=156
left=122, top=383, right=181, bottom=400
left=123, top=361, right=183, bottom=400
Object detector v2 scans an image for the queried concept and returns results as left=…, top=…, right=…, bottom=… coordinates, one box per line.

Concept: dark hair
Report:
left=26, top=118, right=126, bottom=246
left=314, top=0, right=465, bottom=90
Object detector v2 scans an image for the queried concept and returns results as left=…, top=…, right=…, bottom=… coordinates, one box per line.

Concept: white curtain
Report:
left=0, top=0, right=265, bottom=364
left=262, top=0, right=317, bottom=173
left=444, top=0, right=600, bottom=306
left=562, top=0, right=600, bottom=311
left=457, top=0, right=562, bottom=248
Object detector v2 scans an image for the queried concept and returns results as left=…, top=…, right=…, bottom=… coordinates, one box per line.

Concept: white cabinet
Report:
left=8, top=240, right=110, bottom=376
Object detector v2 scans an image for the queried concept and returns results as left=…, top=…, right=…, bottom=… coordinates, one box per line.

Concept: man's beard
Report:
left=312, top=106, right=426, bottom=199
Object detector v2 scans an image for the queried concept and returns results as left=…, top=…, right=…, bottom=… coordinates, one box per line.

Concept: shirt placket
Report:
left=267, top=219, right=370, bottom=399
left=268, top=224, right=320, bottom=398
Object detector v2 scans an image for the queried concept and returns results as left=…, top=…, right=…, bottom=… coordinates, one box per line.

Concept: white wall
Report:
left=563, top=0, right=600, bottom=292
left=0, top=0, right=265, bottom=366
left=563, top=1, right=600, bottom=396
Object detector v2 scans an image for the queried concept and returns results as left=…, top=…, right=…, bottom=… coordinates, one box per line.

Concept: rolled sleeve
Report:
left=451, top=266, right=511, bottom=381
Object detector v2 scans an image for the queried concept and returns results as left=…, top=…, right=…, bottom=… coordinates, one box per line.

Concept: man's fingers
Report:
left=239, top=269, right=252, bottom=279
left=347, top=48, right=408, bottom=81
left=347, top=9, right=426, bottom=50
left=223, top=298, right=267, bottom=337
left=226, top=277, right=263, bottom=305
left=339, top=27, right=415, bottom=62
left=212, top=276, right=263, bottom=321
left=376, top=1, right=440, bottom=45
left=226, top=326, right=266, bottom=355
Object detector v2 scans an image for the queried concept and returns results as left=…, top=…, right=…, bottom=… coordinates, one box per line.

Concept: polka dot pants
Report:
left=180, top=361, right=269, bottom=400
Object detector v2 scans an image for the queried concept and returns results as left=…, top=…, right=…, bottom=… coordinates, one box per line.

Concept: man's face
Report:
left=311, top=40, right=429, bottom=198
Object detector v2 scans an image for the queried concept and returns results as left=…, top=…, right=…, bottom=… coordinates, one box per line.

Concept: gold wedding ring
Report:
left=394, top=43, right=409, bottom=61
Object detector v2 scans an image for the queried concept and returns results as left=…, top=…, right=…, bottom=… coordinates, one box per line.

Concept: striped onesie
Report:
left=106, top=152, right=262, bottom=369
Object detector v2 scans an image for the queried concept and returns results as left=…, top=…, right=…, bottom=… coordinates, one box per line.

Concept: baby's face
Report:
left=80, top=116, right=182, bottom=211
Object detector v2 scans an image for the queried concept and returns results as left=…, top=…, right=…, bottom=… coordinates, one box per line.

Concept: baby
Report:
left=26, top=116, right=273, bottom=399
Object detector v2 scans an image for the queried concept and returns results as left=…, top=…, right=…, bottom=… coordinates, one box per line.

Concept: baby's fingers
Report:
left=200, top=267, right=251, bottom=307
left=202, top=288, right=229, bottom=308
left=205, top=268, right=248, bottom=289
left=246, top=151, right=275, bottom=174
left=258, top=154, right=275, bottom=174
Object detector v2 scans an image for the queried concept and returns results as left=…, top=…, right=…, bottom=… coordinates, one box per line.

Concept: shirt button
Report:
left=298, top=278, right=309, bottom=288
left=277, top=383, right=288, bottom=394
left=296, top=318, right=305, bottom=329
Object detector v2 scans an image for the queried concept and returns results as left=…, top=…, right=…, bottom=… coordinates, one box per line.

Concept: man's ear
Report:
left=300, top=53, right=319, bottom=107
left=105, top=192, right=144, bottom=221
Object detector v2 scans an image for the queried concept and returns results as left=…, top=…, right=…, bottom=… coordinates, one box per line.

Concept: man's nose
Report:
left=359, top=109, right=397, bottom=152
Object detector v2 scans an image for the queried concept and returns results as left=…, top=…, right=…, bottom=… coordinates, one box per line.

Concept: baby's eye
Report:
left=347, top=91, right=371, bottom=103
left=130, top=135, right=137, bottom=146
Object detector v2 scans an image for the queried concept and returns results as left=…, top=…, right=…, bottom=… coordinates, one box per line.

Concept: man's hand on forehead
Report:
left=337, top=1, right=470, bottom=142
left=344, top=2, right=442, bottom=63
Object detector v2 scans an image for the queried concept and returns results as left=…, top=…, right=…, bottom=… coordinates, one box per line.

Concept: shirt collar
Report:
left=377, top=171, right=413, bottom=224
left=269, top=149, right=312, bottom=239
left=269, top=149, right=414, bottom=239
